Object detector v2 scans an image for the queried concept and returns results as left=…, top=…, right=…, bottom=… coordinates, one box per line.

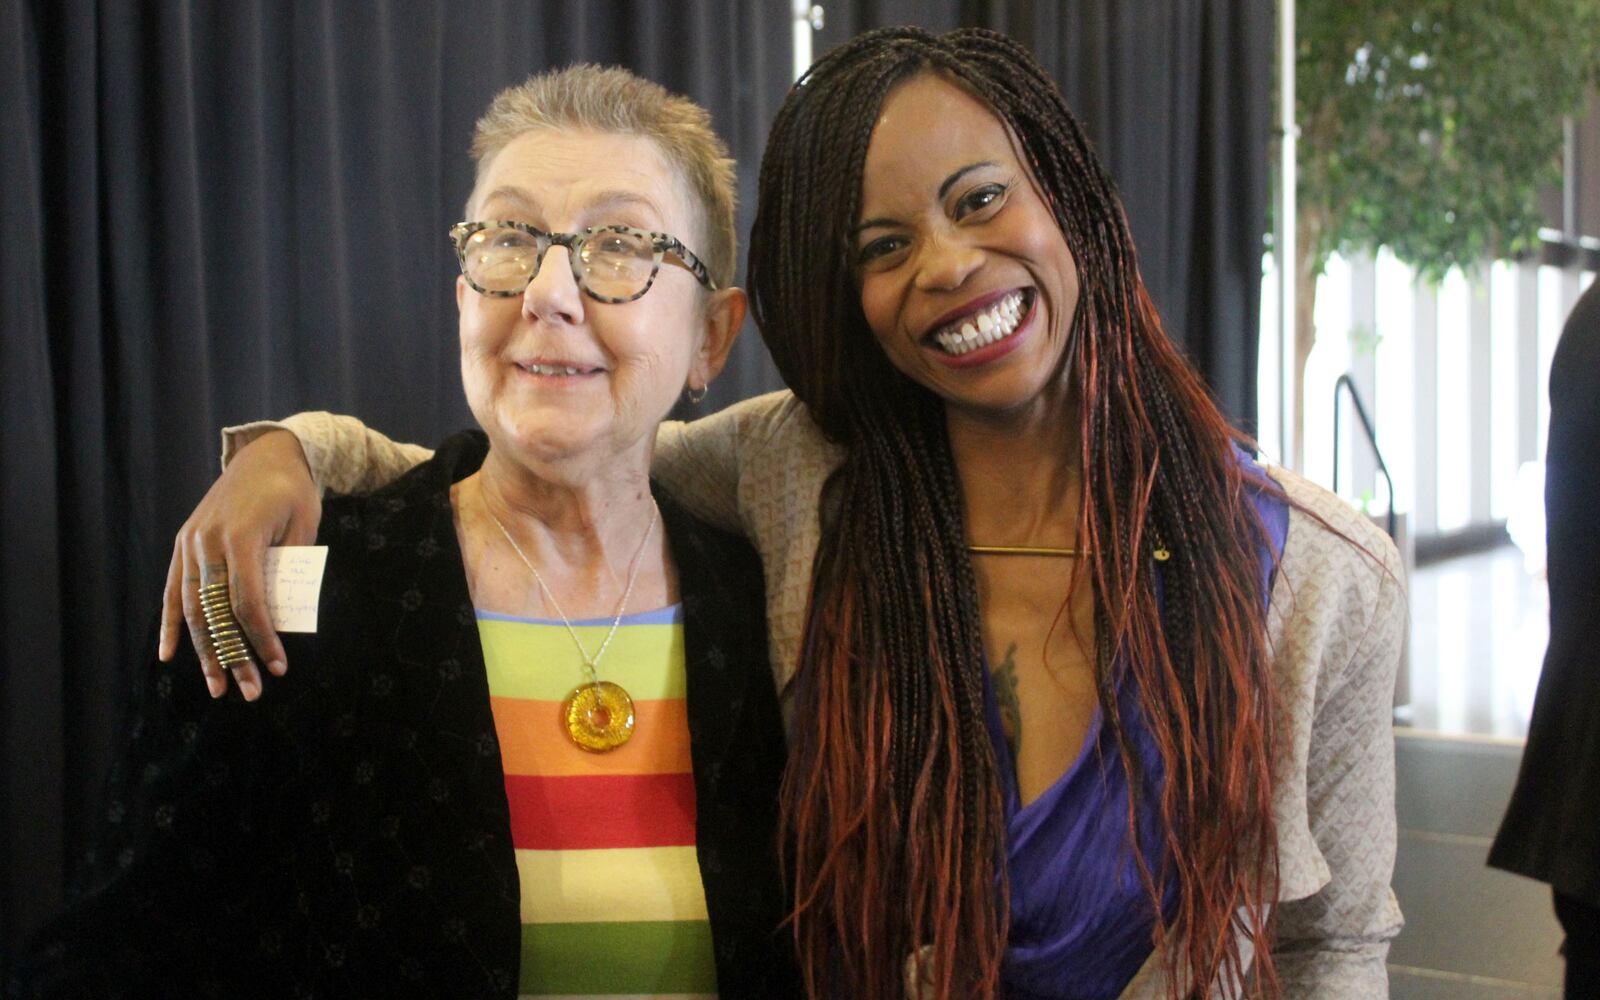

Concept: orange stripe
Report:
left=491, top=696, right=692, bottom=777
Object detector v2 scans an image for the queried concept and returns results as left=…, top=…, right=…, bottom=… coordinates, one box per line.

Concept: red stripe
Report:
left=504, top=772, right=698, bottom=850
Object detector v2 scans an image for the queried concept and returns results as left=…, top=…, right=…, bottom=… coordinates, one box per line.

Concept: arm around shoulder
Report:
left=165, top=411, right=430, bottom=695
left=652, top=390, right=816, bottom=535
left=222, top=411, right=433, bottom=496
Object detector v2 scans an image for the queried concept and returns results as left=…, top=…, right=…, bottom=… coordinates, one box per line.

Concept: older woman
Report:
left=164, top=29, right=1404, bottom=1000
left=16, top=66, right=798, bottom=999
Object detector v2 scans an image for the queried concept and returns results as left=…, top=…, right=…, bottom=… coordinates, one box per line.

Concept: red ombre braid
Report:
left=751, top=27, right=1285, bottom=999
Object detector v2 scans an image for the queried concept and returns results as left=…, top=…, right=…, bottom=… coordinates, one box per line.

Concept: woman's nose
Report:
left=522, top=245, right=585, bottom=325
left=911, top=231, right=983, bottom=292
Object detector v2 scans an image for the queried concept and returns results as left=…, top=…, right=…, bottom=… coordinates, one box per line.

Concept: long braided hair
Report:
left=749, top=28, right=1283, bottom=998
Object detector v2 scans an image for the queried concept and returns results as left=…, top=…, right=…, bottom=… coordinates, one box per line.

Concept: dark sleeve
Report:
left=664, top=500, right=802, bottom=1000
left=8, top=633, right=300, bottom=999
left=1545, top=282, right=1600, bottom=660
left=1491, top=281, right=1600, bottom=902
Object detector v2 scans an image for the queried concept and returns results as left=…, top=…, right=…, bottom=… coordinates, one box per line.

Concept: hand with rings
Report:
left=159, top=429, right=323, bottom=700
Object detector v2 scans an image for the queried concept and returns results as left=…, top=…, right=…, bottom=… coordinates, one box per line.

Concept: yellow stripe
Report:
left=480, top=620, right=686, bottom=701
left=517, top=846, right=709, bottom=925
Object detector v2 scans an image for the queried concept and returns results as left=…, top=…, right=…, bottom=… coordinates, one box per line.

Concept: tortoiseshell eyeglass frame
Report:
left=448, top=220, right=718, bottom=304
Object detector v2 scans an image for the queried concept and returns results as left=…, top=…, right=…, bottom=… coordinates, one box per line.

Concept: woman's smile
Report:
left=922, top=287, right=1036, bottom=368
left=511, top=357, right=608, bottom=381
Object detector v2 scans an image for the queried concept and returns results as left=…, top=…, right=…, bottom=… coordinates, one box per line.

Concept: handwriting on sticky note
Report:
left=265, top=546, right=329, bottom=633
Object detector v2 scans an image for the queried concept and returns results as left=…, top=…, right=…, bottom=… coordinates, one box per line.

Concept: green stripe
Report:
left=479, top=620, right=686, bottom=701
left=519, top=920, right=716, bottom=994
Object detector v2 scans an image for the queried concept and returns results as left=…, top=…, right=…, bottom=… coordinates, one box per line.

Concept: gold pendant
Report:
left=562, top=681, right=636, bottom=752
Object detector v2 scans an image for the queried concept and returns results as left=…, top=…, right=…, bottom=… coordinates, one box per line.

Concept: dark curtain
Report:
left=0, top=0, right=1272, bottom=963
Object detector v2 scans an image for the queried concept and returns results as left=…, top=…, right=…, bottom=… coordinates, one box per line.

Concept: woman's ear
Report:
left=689, top=286, right=747, bottom=390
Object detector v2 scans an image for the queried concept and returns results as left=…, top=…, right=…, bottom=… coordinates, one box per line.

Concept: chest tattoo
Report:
left=992, top=641, right=1022, bottom=760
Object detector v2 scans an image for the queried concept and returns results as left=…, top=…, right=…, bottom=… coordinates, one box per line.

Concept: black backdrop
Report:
left=0, top=0, right=1271, bottom=960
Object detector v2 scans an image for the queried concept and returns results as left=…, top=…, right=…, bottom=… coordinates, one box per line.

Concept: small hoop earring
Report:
left=685, top=383, right=708, bottom=405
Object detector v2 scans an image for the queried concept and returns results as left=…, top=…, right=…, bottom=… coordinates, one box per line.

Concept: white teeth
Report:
left=932, top=291, right=1027, bottom=356
left=525, top=363, right=587, bottom=376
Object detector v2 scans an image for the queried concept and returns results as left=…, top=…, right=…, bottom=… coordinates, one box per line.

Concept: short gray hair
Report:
left=469, top=64, right=738, bottom=290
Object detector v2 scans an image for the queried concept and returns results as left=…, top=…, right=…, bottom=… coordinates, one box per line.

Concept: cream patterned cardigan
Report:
left=226, top=390, right=1405, bottom=998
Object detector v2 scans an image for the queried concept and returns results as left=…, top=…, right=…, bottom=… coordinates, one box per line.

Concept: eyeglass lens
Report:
left=461, top=226, right=657, bottom=298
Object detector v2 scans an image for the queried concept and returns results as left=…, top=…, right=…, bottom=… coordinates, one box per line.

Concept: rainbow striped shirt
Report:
left=477, top=606, right=718, bottom=1000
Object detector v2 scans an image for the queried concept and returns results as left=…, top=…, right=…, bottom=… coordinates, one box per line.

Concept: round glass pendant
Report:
left=562, top=680, right=636, bottom=752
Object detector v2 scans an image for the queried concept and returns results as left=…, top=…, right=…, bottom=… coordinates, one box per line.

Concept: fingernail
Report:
left=207, top=677, right=225, bottom=699
left=268, top=659, right=287, bottom=677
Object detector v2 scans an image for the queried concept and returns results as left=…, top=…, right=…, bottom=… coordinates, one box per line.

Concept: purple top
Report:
left=986, top=466, right=1289, bottom=999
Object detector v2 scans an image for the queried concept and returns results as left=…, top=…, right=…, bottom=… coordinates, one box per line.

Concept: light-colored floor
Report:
left=1390, top=544, right=1565, bottom=998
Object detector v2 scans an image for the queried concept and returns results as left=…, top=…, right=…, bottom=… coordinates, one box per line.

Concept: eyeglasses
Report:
left=449, top=220, right=717, bottom=303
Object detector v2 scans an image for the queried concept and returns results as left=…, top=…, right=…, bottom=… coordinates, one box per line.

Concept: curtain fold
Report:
left=0, top=0, right=1270, bottom=961
left=1, top=0, right=67, bottom=962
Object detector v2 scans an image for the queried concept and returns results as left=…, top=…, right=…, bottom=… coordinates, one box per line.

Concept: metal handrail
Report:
left=1332, top=373, right=1398, bottom=540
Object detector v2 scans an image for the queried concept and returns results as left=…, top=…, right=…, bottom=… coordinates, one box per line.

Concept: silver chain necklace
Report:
left=487, top=497, right=658, bottom=752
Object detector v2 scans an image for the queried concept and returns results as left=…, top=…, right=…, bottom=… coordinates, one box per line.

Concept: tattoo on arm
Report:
left=993, top=642, right=1022, bottom=760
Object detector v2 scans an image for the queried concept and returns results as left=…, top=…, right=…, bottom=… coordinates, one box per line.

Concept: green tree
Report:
left=1292, top=0, right=1600, bottom=464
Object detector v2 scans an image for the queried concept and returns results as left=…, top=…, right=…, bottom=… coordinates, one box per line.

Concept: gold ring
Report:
left=198, top=579, right=254, bottom=671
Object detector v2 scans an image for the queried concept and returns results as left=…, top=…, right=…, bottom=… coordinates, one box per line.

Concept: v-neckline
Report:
left=984, top=663, right=1107, bottom=829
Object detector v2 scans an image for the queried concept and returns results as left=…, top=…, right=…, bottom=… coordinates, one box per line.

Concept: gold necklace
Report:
left=488, top=501, right=659, bottom=753
left=966, top=544, right=1089, bottom=557
left=968, top=527, right=1172, bottom=561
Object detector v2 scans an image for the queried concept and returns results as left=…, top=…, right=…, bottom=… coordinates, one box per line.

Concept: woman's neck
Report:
left=945, top=398, right=1083, bottom=549
left=479, top=448, right=655, bottom=550
left=453, top=450, right=668, bottom=619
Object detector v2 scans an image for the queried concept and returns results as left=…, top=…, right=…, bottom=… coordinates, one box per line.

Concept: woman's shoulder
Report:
left=1265, top=464, right=1404, bottom=590
left=654, top=483, right=763, bottom=579
left=716, top=388, right=810, bottom=429
left=318, top=429, right=485, bottom=541
left=1261, top=464, right=1406, bottom=739
left=653, top=486, right=772, bottom=676
left=705, top=390, right=843, bottom=459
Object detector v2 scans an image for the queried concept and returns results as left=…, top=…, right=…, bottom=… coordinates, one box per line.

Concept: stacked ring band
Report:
left=199, top=581, right=254, bottom=672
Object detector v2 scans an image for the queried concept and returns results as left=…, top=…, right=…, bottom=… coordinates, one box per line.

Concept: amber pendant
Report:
left=562, top=681, right=636, bottom=752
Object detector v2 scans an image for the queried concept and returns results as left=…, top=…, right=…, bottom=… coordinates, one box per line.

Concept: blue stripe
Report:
left=475, top=604, right=684, bottom=627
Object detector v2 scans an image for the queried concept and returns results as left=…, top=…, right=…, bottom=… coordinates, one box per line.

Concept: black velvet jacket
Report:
left=13, top=431, right=799, bottom=999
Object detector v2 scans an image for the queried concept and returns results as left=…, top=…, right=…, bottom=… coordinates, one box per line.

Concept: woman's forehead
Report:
left=860, top=75, right=1018, bottom=205
left=478, top=183, right=669, bottom=228
left=476, top=129, right=690, bottom=229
